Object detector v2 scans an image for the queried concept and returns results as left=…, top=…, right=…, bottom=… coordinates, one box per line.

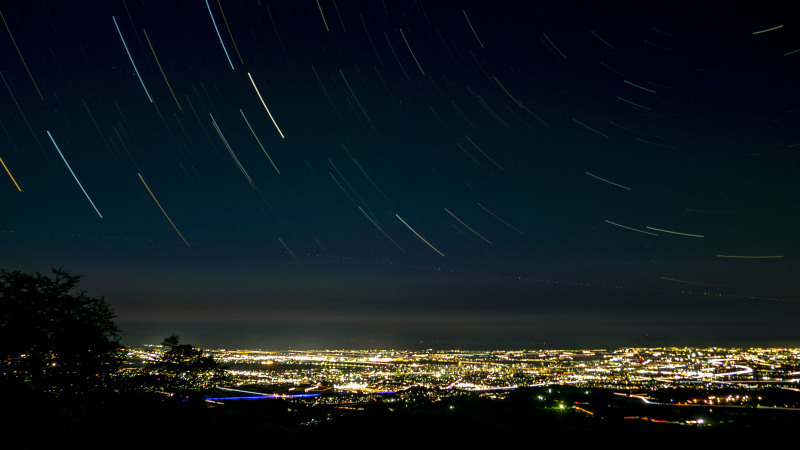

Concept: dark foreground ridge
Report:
left=3, top=385, right=799, bottom=447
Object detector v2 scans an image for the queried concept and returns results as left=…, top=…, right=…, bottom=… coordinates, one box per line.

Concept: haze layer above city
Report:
left=1, top=1, right=798, bottom=350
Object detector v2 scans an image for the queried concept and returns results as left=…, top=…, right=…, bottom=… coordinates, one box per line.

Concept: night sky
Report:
left=2, top=1, right=799, bottom=350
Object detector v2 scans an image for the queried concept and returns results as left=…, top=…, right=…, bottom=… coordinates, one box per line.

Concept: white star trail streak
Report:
left=112, top=16, right=152, bottom=102
left=359, top=206, right=406, bottom=253
left=477, top=203, right=523, bottom=235
left=138, top=173, right=190, bottom=248
left=47, top=131, right=102, bottom=218
left=463, top=10, right=485, bottom=49
left=204, top=0, right=235, bottom=70
left=210, top=113, right=255, bottom=188
left=444, top=208, right=492, bottom=245
left=645, top=226, right=703, bottom=238
left=277, top=237, right=302, bottom=264
left=240, top=109, right=280, bottom=174
left=605, top=220, right=658, bottom=236
left=585, top=172, right=631, bottom=190
left=395, top=214, right=445, bottom=257
left=248, top=72, right=285, bottom=138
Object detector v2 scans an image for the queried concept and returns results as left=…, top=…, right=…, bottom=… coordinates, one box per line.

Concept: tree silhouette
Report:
left=0, top=268, right=123, bottom=397
left=150, top=334, right=229, bottom=395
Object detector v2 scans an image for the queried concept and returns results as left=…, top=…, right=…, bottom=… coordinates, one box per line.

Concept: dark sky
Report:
left=1, top=1, right=799, bottom=349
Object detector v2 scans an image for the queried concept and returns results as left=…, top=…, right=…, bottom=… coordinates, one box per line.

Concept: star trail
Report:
left=1, top=1, right=798, bottom=349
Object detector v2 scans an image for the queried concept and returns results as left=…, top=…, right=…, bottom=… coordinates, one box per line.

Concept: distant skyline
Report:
left=1, top=1, right=798, bottom=349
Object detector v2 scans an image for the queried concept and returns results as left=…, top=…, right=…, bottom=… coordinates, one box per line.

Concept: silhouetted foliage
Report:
left=149, top=334, right=230, bottom=395
left=0, top=268, right=123, bottom=397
